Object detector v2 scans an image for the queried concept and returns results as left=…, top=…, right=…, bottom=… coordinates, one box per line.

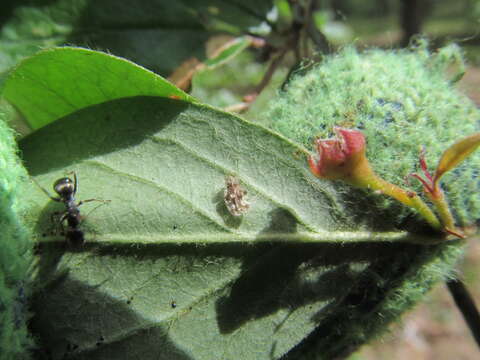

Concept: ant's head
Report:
left=53, top=177, right=75, bottom=197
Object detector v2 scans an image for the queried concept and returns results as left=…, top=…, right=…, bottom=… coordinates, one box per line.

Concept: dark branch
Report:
left=446, top=278, right=480, bottom=349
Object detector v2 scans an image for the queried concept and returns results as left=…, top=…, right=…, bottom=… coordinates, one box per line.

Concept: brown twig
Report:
left=254, top=47, right=289, bottom=95
left=226, top=44, right=290, bottom=113
left=446, top=278, right=480, bottom=349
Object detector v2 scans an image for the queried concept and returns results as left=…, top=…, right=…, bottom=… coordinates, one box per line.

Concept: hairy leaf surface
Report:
left=11, top=48, right=446, bottom=360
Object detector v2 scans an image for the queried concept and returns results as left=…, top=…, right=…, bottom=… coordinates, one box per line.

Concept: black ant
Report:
left=33, top=172, right=108, bottom=245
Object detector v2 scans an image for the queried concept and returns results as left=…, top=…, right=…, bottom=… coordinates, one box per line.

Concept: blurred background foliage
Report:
left=191, top=0, right=480, bottom=114
left=1, top=0, right=480, bottom=128
left=1, top=0, right=479, bottom=359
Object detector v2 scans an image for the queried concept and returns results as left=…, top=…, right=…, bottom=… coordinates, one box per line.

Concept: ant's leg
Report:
left=66, top=171, right=78, bottom=196
left=77, top=198, right=111, bottom=207
left=79, top=199, right=111, bottom=221
left=50, top=211, right=60, bottom=224
left=50, top=211, right=67, bottom=235
left=73, top=171, right=78, bottom=196
left=58, top=212, right=69, bottom=235
left=31, top=177, right=61, bottom=202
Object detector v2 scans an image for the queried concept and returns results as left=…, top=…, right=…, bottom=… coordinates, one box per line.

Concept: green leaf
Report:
left=204, top=36, right=253, bottom=69
left=9, top=48, right=445, bottom=360
left=0, top=111, right=34, bottom=360
left=19, top=96, right=349, bottom=360
left=3, top=47, right=194, bottom=130
left=167, top=36, right=259, bottom=92
left=434, top=132, right=480, bottom=185
left=20, top=97, right=441, bottom=360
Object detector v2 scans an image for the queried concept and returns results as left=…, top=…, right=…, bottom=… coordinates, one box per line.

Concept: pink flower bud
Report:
left=308, top=127, right=366, bottom=181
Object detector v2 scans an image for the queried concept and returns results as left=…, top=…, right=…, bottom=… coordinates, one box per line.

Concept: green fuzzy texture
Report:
left=0, top=114, right=33, bottom=359
left=286, top=239, right=463, bottom=359
left=266, top=44, right=479, bottom=226
left=264, top=45, right=478, bottom=358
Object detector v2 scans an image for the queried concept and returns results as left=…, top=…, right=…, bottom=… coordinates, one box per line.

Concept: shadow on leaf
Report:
left=21, top=97, right=188, bottom=176
left=30, top=274, right=194, bottom=360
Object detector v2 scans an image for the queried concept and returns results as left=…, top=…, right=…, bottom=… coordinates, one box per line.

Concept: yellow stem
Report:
left=323, top=151, right=443, bottom=232
left=409, top=194, right=442, bottom=230
left=349, top=171, right=442, bottom=230
left=430, top=187, right=457, bottom=231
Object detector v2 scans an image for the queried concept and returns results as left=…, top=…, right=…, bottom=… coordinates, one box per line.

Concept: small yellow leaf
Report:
left=434, top=132, right=480, bottom=184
